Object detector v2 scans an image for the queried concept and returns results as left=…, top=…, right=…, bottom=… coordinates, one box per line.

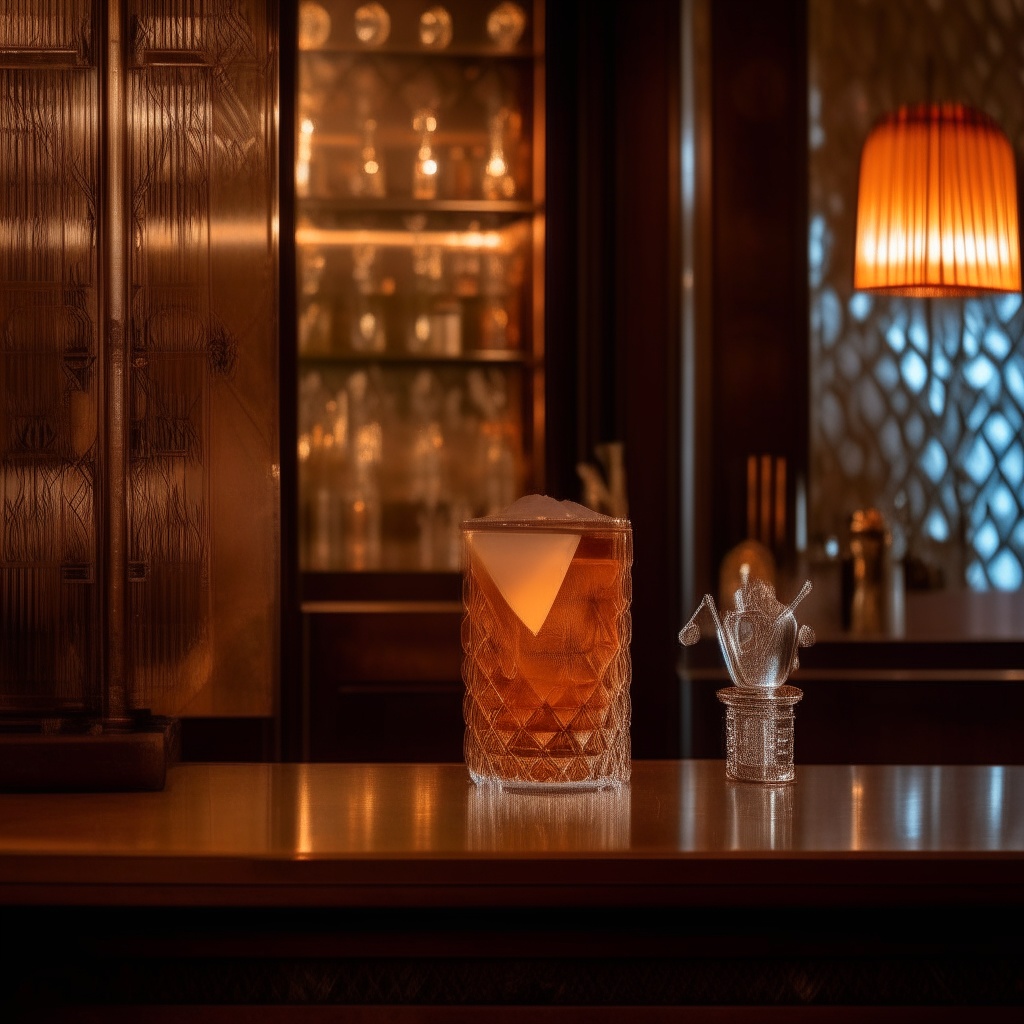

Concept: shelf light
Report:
left=296, top=227, right=511, bottom=250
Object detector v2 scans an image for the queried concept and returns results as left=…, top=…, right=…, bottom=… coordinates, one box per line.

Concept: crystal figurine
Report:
left=680, top=573, right=815, bottom=783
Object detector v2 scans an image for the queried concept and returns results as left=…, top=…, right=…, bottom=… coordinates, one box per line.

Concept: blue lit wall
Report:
left=810, top=0, right=1024, bottom=590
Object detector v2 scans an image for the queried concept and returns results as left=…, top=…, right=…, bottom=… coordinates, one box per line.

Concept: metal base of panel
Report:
left=0, top=716, right=178, bottom=792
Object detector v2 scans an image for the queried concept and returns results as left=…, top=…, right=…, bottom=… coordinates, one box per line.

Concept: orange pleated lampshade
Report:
left=854, top=102, right=1021, bottom=296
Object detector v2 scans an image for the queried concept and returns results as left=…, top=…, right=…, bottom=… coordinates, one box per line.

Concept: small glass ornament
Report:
left=680, top=572, right=815, bottom=783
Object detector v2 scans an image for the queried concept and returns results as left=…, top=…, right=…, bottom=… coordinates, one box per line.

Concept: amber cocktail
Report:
left=461, top=495, right=632, bottom=788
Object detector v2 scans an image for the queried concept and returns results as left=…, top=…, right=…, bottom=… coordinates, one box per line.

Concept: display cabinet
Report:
left=291, top=0, right=544, bottom=759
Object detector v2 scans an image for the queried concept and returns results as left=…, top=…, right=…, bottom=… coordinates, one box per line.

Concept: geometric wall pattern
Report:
left=810, top=0, right=1024, bottom=589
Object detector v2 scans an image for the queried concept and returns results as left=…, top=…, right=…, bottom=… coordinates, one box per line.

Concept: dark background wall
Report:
left=710, top=0, right=809, bottom=570
left=546, top=0, right=683, bottom=759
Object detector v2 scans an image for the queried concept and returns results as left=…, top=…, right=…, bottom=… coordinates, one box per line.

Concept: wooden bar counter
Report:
left=1, top=761, right=1021, bottom=1019
left=0, top=760, right=1022, bottom=906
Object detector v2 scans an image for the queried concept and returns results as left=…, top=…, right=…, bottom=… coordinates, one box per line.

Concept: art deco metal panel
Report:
left=810, top=0, right=1024, bottom=590
left=0, top=0, right=278, bottom=720
left=0, top=2, right=100, bottom=714
left=125, top=0, right=278, bottom=716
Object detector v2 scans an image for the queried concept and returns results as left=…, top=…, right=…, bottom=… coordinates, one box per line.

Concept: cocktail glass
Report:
left=461, top=495, right=632, bottom=789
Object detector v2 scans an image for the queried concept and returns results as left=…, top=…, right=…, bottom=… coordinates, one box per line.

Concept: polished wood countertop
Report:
left=0, top=760, right=1021, bottom=907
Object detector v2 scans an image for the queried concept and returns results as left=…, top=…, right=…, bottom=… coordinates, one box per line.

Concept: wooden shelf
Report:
left=300, top=45, right=535, bottom=60
left=298, top=197, right=538, bottom=215
left=299, top=349, right=532, bottom=366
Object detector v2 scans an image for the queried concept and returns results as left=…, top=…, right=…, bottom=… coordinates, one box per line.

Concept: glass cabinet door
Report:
left=294, top=0, right=543, bottom=573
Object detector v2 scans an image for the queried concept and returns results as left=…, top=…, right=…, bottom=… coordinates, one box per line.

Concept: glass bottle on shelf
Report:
left=408, top=234, right=462, bottom=356
left=298, top=248, right=332, bottom=355
left=299, top=2, right=332, bottom=50
left=412, top=108, right=440, bottom=200
left=354, top=2, right=391, bottom=46
left=487, top=2, right=528, bottom=50
left=350, top=245, right=387, bottom=354
left=343, top=371, right=382, bottom=570
left=295, top=1, right=541, bottom=575
left=353, top=118, right=386, bottom=198
left=419, top=6, right=453, bottom=50
left=483, top=108, right=516, bottom=200
left=468, top=369, right=517, bottom=514
left=409, top=370, right=445, bottom=569
left=299, top=372, right=347, bottom=570
left=296, top=117, right=314, bottom=198
left=443, top=385, right=474, bottom=569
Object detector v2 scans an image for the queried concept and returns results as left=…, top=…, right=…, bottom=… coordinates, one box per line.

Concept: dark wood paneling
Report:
left=545, top=0, right=683, bottom=759
left=710, top=0, right=808, bottom=570
left=301, top=572, right=461, bottom=603
left=616, top=0, right=682, bottom=759
left=307, top=612, right=463, bottom=761
left=310, top=688, right=464, bottom=763
left=310, top=613, right=463, bottom=683
left=689, top=677, right=1024, bottom=764
left=542, top=2, right=581, bottom=501
left=180, top=717, right=276, bottom=763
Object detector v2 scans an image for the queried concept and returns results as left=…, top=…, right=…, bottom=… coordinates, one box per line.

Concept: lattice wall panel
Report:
left=811, top=0, right=1024, bottom=590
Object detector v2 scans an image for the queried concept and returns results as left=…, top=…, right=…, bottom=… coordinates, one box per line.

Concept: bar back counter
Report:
left=1, top=760, right=1021, bottom=1020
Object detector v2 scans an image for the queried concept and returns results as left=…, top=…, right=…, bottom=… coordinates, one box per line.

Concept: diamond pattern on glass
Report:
left=811, top=0, right=1024, bottom=589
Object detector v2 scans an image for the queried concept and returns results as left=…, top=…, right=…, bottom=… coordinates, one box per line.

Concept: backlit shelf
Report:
left=297, top=198, right=538, bottom=215
left=299, top=350, right=533, bottom=366
left=300, top=45, right=535, bottom=59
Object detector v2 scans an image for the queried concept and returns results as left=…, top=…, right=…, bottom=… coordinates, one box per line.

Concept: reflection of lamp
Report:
left=854, top=103, right=1021, bottom=296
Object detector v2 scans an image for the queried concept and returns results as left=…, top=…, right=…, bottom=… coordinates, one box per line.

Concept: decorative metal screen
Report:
left=0, top=2, right=100, bottom=713
left=0, top=1, right=278, bottom=720
left=810, top=0, right=1024, bottom=590
left=125, top=1, right=279, bottom=716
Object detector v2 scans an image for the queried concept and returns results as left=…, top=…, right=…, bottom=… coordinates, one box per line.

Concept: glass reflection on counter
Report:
left=675, top=762, right=1023, bottom=852
left=287, top=764, right=453, bottom=854
left=727, top=782, right=793, bottom=851
left=467, top=784, right=632, bottom=852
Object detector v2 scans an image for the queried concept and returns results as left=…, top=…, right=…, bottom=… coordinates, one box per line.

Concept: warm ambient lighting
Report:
left=295, top=226, right=516, bottom=250
left=854, top=102, right=1021, bottom=296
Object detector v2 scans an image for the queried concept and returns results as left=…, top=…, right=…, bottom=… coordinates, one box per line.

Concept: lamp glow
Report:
left=854, top=102, right=1021, bottom=296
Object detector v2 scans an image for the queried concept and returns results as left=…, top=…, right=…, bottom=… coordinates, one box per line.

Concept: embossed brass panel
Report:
left=0, top=2, right=101, bottom=714
left=0, top=1, right=278, bottom=720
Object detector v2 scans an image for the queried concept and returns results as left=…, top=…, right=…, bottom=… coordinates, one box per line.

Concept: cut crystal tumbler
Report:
left=461, top=495, right=632, bottom=789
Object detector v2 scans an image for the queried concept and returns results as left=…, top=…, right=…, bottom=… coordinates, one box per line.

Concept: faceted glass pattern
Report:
left=461, top=499, right=632, bottom=789
left=719, top=685, right=802, bottom=784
